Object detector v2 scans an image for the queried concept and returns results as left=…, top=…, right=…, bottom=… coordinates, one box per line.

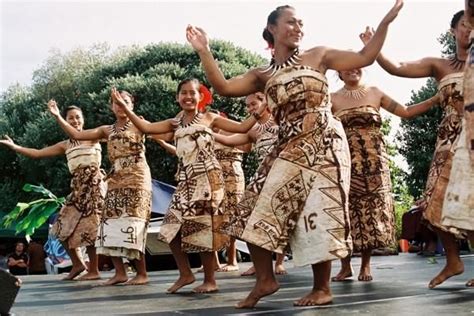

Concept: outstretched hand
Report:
left=111, top=87, right=127, bottom=108
left=186, top=25, right=210, bottom=52
left=47, top=99, right=60, bottom=117
left=381, top=0, right=404, bottom=25
left=359, top=26, right=375, bottom=45
left=0, top=135, right=15, bottom=148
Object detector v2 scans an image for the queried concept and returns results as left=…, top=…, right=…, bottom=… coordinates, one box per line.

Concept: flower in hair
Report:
left=197, top=84, right=213, bottom=112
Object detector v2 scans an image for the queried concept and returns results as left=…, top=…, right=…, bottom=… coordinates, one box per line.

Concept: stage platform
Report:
left=10, top=253, right=474, bottom=315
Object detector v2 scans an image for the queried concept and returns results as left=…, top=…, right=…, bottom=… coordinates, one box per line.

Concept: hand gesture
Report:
left=47, top=99, right=60, bottom=117
left=381, top=0, right=403, bottom=25
left=186, top=25, right=210, bottom=53
left=359, top=27, right=375, bottom=45
left=0, top=135, right=15, bottom=148
left=111, top=87, right=127, bottom=107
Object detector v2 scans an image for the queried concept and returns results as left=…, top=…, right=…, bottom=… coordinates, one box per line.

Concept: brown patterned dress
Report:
left=252, top=115, right=279, bottom=164
left=96, top=123, right=152, bottom=260
left=224, top=66, right=352, bottom=266
left=335, top=105, right=395, bottom=251
left=158, top=114, right=227, bottom=253
left=423, top=73, right=464, bottom=235
left=215, top=142, right=245, bottom=220
left=441, top=35, right=474, bottom=234
left=51, top=141, right=105, bottom=249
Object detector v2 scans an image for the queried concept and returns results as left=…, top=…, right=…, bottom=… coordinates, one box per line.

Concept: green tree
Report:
left=396, top=32, right=455, bottom=198
left=0, top=41, right=266, bottom=212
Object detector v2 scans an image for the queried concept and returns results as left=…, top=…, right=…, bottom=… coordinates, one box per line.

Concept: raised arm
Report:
left=322, top=0, right=404, bottom=71
left=111, top=88, right=175, bottom=134
left=0, top=135, right=66, bottom=159
left=186, top=25, right=263, bottom=97
left=380, top=90, right=440, bottom=118
left=213, top=132, right=253, bottom=147
left=47, top=100, right=107, bottom=141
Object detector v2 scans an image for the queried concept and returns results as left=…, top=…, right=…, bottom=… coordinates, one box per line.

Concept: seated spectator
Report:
left=27, top=239, right=46, bottom=275
left=8, top=242, right=29, bottom=275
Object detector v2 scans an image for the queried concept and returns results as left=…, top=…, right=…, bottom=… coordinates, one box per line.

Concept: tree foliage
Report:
left=0, top=41, right=266, bottom=212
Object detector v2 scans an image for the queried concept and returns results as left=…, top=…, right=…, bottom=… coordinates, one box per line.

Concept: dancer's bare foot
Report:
left=241, top=266, right=256, bottom=276
left=98, top=274, right=128, bottom=286
left=76, top=271, right=101, bottom=281
left=191, top=281, right=218, bottom=293
left=62, top=266, right=86, bottom=281
left=465, top=279, right=474, bottom=287
left=125, top=274, right=149, bottom=285
left=166, top=275, right=196, bottom=293
left=331, top=267, right=353, bottom=282
left=235, top=280, right=280, bottom=309
left=358, top=265, right=372, bottom=282
left=428, top=261, right=464, bottom=289
left=275, top=264, right=287, bottom=275
left=217, top=264, right=239, bottom=272
left=293, top=289, right=333, bottom=306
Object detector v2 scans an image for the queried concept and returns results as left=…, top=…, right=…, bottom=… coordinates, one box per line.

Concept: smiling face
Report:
left=268, top=8, right=304, bottom=49
left=452, top=14, right=472, bottom=49
left=65, top=108, right=84, bottom=131
left=111, top=92, right=134, bottom=119
left=176, top=80, right=201, bottom=112
left=339, top=68, right=363, bottom=85
left=245, top=92, right=265, bottom=115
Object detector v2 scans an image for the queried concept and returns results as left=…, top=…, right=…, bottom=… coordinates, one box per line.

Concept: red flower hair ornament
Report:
left=197, top=84, right=213, bottom=112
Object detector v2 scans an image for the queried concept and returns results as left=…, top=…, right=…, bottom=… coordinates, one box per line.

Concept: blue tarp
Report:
left=151, top=180, right=175, bottom=215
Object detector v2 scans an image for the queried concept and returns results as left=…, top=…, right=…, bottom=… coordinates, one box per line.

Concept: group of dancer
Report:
left=1, top=0, right=473, bottom=308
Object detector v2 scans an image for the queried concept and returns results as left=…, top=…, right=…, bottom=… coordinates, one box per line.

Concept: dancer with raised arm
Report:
left=0, top=106, right=104, bottom=281
left=186, top=0, right=403, bottom=307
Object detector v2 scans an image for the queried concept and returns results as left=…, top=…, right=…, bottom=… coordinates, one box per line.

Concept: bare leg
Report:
left=62, top=247, right=86, bottom=280
left=167, top=235, right=195, bottom=293
left=196, top=251, right=221, bottom=273
left=76, top=246, right=101, bottom=281
left=218, top=238, right=239, bottom=272
left=99, top=256, right=128, bottom=286
left=358, top=249, right=373, bottom=281
left=235, top=243, right=279, bottom=309
left=274, top=253, right=287, bottom=275
left=294, top=261, right=333, bottom=306
left=466, top=232, right=474, bottom=287
left=192, top=252, right=219, bottom=293
left=331, top=256, right=353, bottom=282
left=428, top=229, right=464, bottom=289
left=126, top=255, right=149, bottom=285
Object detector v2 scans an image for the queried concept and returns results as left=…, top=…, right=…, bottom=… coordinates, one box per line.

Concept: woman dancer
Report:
left=330, top=68, right=439, bottom=282
left=0, top=106, right=104, bottom=281
left=361, top=9, right=472, bottom=289
left=441, top=0, right=474, bottom=288
left=186, top=0, right=403, bottom=307
left=213, top=92, right=287, bottom=276
left=47, top=91, right=152, bottom=286
left=110, top=79, right=266, bottom=293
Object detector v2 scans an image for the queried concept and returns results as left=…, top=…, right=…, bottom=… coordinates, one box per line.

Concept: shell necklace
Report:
left=339, top=85, right=368, bottom=100
left=259, top=48, right=301, bottom=77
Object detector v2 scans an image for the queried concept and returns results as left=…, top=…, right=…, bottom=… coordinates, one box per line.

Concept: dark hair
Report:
left=63, top=105, right=82, bottom=117
left=451, top=10, right=464, bottom=29
left=119, top=90, right=135, bottom=104
left=262, top=5, right=294, bottom=48
left=177, top=78, right=200, bottom=94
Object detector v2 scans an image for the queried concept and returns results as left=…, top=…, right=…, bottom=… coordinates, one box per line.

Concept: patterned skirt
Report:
left=51, top=165, right=105, bottom=249
left=224, top=115, right=352, bottom=266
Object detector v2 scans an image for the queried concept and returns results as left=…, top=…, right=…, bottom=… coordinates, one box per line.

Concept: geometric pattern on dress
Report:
left=337, top=106, right=395, bottom=250
left=181, top=219, right=211, bottom=238
left=423, top=73, right=464, bottom=231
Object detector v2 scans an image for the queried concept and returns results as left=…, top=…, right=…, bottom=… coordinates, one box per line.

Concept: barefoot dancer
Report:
left=187, top=0, right=403, bottom=307
left=48, top=91, right=152, bottom=286
left=361, top=9, right=472, bottom=289
left=330, top=68, right=439, bottom=282
left=214, top=92, right=287, bottom=276
left=1, top=106, right=104, bottom=281
left=441, top=0, right=474, bottom=288
left=111, top=79, right=266, bottom=294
